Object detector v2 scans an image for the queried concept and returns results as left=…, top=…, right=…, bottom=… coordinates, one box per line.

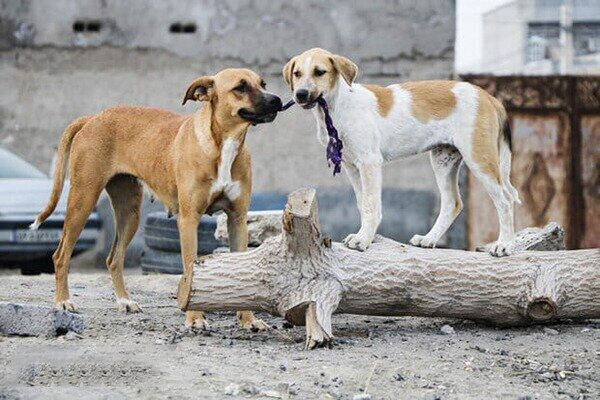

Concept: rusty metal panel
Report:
left=461, top=74, right=600, bottom=250
left=466, top=114, right=570, bottom=249
left=581, top=116, right=600, bottom=248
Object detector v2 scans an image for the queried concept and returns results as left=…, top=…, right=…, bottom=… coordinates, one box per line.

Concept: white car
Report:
left=0, top=147, right=101, bottom=274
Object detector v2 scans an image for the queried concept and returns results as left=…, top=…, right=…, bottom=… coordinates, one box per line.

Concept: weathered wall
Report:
left=0, top=0, right=459, bottom=253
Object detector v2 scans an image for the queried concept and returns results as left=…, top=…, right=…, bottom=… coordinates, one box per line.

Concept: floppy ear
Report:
left=330, top=55, right=358, bottom=86
left=182, top=76, right=214, bottom=105
left=282, top=57, right=297, bottom=90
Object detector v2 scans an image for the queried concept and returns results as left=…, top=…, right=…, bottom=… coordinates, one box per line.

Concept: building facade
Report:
left=482, top=0, right=600, bottom=75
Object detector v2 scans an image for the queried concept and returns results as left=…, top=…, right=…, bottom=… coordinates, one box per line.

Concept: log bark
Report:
left=181, top=188, right=600, bottom=349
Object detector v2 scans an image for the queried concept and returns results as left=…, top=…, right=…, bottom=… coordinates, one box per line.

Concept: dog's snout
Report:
left=295, top=89, right=309, bottom=103
left=265, top=93, right=282, bottom=110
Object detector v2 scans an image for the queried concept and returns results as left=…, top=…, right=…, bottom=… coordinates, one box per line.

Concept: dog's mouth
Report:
left=238, top=109, right=278, bottom=125
left=297, top=95, right=321, bottom=110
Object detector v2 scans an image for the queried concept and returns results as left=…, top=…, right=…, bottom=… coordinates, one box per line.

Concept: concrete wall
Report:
left=0, top=0, right=460, bottom=259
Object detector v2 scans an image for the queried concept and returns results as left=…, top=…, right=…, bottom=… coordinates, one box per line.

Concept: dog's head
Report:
left=282, top=48, right=358, bottom=109
left=182, top=68, right=282, bottom=125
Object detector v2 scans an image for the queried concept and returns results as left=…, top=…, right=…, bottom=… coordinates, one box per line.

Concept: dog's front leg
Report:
left=177, top=204, right=207, bottom=329
left=344, top=163, right=364, bottom=222
left=343, top=161, right=382, bottom=251
left=226, top=207, right=269, bottom=332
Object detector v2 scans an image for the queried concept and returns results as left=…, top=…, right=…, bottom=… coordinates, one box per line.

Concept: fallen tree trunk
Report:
left=180, top=188, right=600, bottom=349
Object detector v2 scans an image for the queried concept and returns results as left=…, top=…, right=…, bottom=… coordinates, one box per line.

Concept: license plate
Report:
left=13, top=229, right=62, bottom=243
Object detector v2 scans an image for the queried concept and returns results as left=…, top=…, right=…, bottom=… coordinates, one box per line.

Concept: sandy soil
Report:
left=0, top=270, right=598, bottom=400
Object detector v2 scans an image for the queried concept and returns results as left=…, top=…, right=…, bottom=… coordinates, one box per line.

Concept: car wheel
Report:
left=140, top=246, right=184, bottom=275
left=143, top=212, right=220, bottom=254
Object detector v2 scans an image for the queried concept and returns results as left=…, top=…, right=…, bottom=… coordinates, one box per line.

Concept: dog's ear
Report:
left=330, top=55, right=358, bottom=86
left=282, top=57, right=297, bottom=90
left=182, top=76, right=215, bottom=105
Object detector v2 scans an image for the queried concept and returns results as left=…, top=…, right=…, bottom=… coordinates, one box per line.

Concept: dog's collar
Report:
left=279, top=97, right=343, bottom=176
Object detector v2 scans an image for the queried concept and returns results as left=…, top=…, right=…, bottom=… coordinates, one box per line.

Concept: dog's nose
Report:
left=266, top=94, right=282, bottom=110
left=295, top=89, right=309, bottom=103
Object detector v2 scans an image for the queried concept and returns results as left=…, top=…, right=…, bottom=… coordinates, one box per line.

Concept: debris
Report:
left=224, top=383, right=240, bottom=396
left=353, top=395, right=372, bottom=400
left=64, top=331, right=82, bottom=340
left=440, top=325, right=455, bottom=335
left=260, top=389, right=284, bottom=398
left=543, top=327, right=559, bottom=335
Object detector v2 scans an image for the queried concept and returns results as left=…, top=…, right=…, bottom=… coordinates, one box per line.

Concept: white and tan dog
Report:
left=32, top=68, right=282, bottom=329
left=283, top=48, right=520, bottom=256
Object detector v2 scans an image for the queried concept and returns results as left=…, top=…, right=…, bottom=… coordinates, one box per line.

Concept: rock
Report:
left=224, top=383, right=240, bottom=396
left=215, top=210, right=283, bottom=246
left=0, top=302, right=85, bottom=338
left=543, top=327, right=559, bottom=335
left=440, top=324, right=455, bottom=335
left=353, top=395, right=372, bottom=400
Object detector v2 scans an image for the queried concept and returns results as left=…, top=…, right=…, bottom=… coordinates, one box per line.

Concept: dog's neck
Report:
left=312, top=75, right=352, bottom=120
left=195, top=102, right=249, bottom=151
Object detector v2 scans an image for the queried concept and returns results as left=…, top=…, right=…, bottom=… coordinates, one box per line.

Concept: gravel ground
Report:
left=0, top=270, right=598, bottom=400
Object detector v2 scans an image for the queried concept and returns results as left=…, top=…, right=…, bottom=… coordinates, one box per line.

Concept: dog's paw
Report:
left=238, top=313, right=269, bottom=332
left=56, top=299, right=77, bottom=313
left=489, top=241, right=514, bottom=257
left=117, top=298, right=143, bottom=313
left=409, top=234, right=437, bottom=248
left=343, top=233, right=371, bottom=252
left=185, top=311, right=210, bottom=330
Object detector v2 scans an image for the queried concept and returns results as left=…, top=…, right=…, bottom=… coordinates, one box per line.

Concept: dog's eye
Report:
left=260, top=80, right=266, bottom=89
left=234, top=82, right=247, bottom=93
left=314, top=69, right=326, bottom=77
left=293, top=70, right=301, bottom=78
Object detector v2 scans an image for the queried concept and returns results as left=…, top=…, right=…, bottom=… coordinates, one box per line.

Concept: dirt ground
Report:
left=0, top=268, right=598, bottom=400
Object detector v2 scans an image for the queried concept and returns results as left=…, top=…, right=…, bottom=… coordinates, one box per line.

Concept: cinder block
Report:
left=0, top=302, right=85, bottom=337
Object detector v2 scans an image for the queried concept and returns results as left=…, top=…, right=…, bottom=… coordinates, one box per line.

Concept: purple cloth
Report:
left=278, top=97, right=343, bottom=176
left=316, top=97, right=343, bottom=175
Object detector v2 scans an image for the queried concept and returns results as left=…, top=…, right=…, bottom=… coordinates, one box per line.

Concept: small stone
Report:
left=64, top=331, right=82, bottom=340
left=279, top=361, right=288, bottom=371
left=353, top=395, right=372, bottom=400
left=241, top=384, right=259, bottom=395
left=543, top=327, right=559, bottom=335
left=393, top=373, right=405, bottom=381
left=260, top=389, right=283, bottom=398
left=581, top=328, right=590, bottom=333
left=224, top=383, right=240, bottom=396
left=440, top=325, right=455, bottom=335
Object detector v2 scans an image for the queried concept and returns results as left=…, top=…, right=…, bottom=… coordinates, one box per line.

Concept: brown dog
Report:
left=31, top=68, right=282, bottom=330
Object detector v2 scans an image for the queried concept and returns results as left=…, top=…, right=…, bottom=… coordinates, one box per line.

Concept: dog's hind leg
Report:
left=53, top=180, right=104, bottom=311
left=105, top=174, right=143, bottom=313
left=410, top=145, right=463, bottom=249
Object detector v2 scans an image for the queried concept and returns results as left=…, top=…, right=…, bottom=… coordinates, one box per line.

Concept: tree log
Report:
left=181, top=188, right=600, bottom=349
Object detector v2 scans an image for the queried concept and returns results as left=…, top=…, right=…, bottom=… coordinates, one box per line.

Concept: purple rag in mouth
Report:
left=316, top=97, right=343, bottom=175
left=278, top=97, right=343, bottom=176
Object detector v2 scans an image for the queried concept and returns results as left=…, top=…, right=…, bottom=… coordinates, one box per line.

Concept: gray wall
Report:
left=0, top=0, right=461, bottom=261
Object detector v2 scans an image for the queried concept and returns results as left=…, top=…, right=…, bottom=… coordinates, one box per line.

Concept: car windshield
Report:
left=0, top=148, right=46, bottom=179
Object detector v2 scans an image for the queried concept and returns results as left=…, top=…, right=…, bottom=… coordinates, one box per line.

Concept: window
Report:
left=574, top=22, right=600, bottom=55
left=527, top=23, right=559, bottom=63
left=73, top=20, right=103, bottom=33
left=169, top=22, right=196, bottom=34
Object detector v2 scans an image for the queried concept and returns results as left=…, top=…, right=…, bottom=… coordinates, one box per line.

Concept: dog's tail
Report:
left=490, top=96, right=521, bottom=205
left=30, top=116, right=92, bottom=230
